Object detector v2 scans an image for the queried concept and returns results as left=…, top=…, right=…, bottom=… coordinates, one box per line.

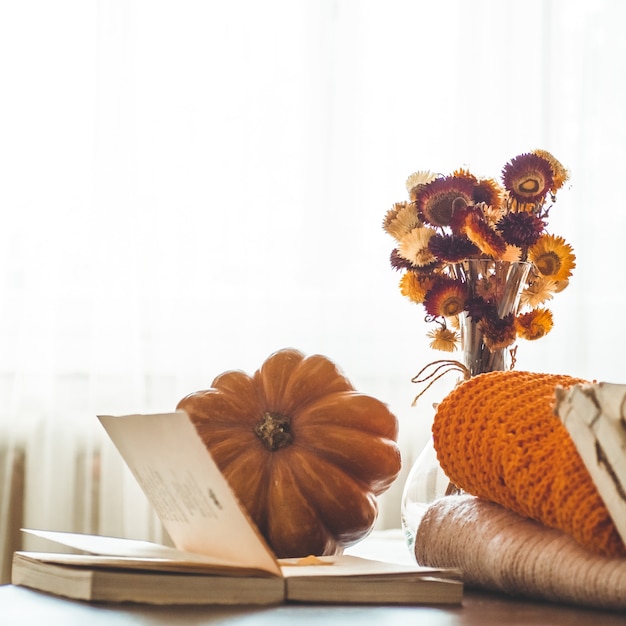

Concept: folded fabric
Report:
left=415, top=495, right=626, bottom=611
left=432, top=370, right=625, bottom=557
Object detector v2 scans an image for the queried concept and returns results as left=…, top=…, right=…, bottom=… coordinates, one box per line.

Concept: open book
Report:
left=12, top=411, right=462, bottom=606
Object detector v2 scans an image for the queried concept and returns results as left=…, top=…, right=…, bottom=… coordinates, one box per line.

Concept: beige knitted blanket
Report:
left=414, top=495, right=626, bottom=611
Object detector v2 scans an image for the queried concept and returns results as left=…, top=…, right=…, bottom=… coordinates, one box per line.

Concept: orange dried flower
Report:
left=400, top=271, right=432, bottom=304
left=427, top=326, right=459, bottom=352
left=528, top=234, right=576, bottom=281
left=533, top=149, right=569, bottom=193
left=463, top=210, right=507, bottom=258
left=424, top=278, right=467, bottom=318
left=516, top=308, right=554, bottom=340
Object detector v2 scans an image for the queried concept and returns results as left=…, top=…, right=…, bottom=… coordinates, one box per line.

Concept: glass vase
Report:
left=454, top=259, right=532, bottom=376
left=400, top=260, right=531, bottom=555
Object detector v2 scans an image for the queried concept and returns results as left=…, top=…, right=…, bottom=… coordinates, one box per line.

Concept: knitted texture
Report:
left=432, top=370, right=626, bottom=557
left=415, top=495, right=626, bottom=610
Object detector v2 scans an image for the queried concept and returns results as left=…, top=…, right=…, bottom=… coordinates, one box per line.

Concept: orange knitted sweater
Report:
left=432, top=370, right=626, bottom=558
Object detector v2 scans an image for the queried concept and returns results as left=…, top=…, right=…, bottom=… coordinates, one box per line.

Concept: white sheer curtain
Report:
left=1, top=0, right=625, bottom=580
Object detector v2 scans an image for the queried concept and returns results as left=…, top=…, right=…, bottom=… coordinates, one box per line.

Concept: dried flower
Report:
left=528, top=234, right=576, bottom=281
left=428, top=233, right=479, bottom=263
left=427, top=326, right=460, bottom=352
left=400, top=272, right=432, bottom=304
left=417, top=176, right=474, bottom=227
left=519, top=275, right=557, bottom=307
left=423, top=278, right=467, bottom=318
left=406, top=171, right=437, bottom=200
left=389, top=249, right=414, bottom=272
left=501, top=245, right=522, bottom=262
left=472, top=177, right=502, bottom=208
left=397, top=227, right=436, bottom=267
left=464, top=296, right=493, bottom=322
left=384, top=150, right=575, bottom=352
left=516, top=308, right=554, bottom=340
left=382, top=201, right=421, bottom=241
left=479, top=312, right=517, bottom=350
left=532, top=149, right=569, bottom=193
left=496, top=211, right=545, bottom=247
left=502, top=152, right=553, bottom=204
left=463, top=208, right=507, bottom=258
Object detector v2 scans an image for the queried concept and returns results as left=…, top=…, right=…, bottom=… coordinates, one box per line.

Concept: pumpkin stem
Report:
left=255, top=412, right=293, bottom=451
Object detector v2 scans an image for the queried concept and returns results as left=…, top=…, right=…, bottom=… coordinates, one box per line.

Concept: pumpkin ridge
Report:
left=266, top=460, right=337, bottom=557
left=178, top=387, right=265, bottom=428
left=288, top=448, right=378, bottom=542
left=254, top=348, right=305, bottom=411
left=279, top=355, right=354, bottom=415
left=194, top=431, right=262, bottom=468
left=291, top=392, right=399, bottom=440
left=290, top=442, right=371, bottom=488
left=291, top=433, right=401, bottom=494
left=210, top=371, right=267, bottom=415
left=221, top=453, right=272, bottom=538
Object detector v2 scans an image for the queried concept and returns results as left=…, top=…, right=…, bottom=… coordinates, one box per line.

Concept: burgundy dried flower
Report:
left=464, top=297, right=494, bottom=322
left=472, top=178, right=502, bottom=208
left=415, top=176, right=475, bottom=228
left=496, top=211, right=545, bottom=247
left=390, top=249, right=414, bottom=271
left=501, top=153, right=553, bottom=204
left=428, top=233, right=480, bottom=263
left=478, top=312, right=517, bottom=350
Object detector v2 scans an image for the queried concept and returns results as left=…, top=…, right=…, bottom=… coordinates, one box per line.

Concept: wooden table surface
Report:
left=2, top=583, right=626, bottom=626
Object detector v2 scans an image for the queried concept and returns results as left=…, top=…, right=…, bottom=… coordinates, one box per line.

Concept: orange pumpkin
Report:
left=177, top=348, right=402, bottom=558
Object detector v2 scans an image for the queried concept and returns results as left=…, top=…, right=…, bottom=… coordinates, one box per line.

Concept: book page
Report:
left=14, top=549, right=276, bottom=577
left=21, top=529, right=267, bottom=572
left=279, top=554, right=458, bottom=579
left=98, top=412, right=280, bottom=576
left=22, top=529, right=219, bottom=560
